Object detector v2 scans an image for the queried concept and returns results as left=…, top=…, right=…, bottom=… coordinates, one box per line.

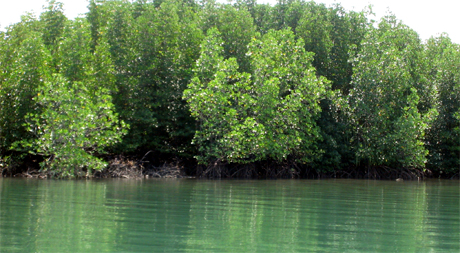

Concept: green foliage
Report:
left=0, top=10, right=127, bottom=177
left=19, top=74, right=126, bottom=177
left=200, top=2, right=256, bottom=72
left=251, top=3, right=275, bottom=34
left=249, top=29, right=331, bottom=162
left=295, top=3, right=370, bottom=171
left=0, top=25, right=52, bottom=154
left=184, top=28, right=329, bottom=165
left=295, top=2, right=370, bottom=92
left=184, top=28, right=260, bottom=164
left=296, top=2, right=333, bottom=78
left=1, top=0, right=458, bottom=178
left=40, top=0, right=67, bottom=68
left=112, top=0, right=203, bottom=154
left=87, top=0, right=102, bottom=53
left=425, top=35, right=460, bottom=174
left=349, top=15, right=437, bottom=168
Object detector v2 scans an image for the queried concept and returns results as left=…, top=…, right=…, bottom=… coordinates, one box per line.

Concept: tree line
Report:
left=0, top=0, right=458, bottom=178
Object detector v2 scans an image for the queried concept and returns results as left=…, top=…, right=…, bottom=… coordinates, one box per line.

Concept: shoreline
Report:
left=2, top=157, right=458, bottom=180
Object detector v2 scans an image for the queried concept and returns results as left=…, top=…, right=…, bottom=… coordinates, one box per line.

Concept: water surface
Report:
left=0, top=178, right=458, bottom=252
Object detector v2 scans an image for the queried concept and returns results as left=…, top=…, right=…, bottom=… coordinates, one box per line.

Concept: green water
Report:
left=0, top=179, right=458, bottom=252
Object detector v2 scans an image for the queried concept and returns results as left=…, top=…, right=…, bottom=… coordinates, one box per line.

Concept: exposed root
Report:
left=12, top=168, right=48, bottom=179
left=340, top=166, right=426, bottom=180
left=201, top=160, right=225, bottom=179
left=230, top=164, right=257, bottom=179
left=2, top=152, right=454, bottom=180
left=98, top=156, right=143, bottom=179
left=198, top=160, right=300, bottom=179
left=144, top=162, right=188, bottom=178
left=199, top=161, right=256, bottom=179
left=261, top=161, right=300, bottom=179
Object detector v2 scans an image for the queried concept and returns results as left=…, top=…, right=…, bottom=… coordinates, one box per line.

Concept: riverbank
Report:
left=1, top=156, right=191, bottom=179
left=2, top=156, right=458, bottom=180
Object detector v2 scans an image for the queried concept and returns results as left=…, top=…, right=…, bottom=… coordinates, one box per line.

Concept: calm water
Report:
left=0, top=178, right=458, bottom=252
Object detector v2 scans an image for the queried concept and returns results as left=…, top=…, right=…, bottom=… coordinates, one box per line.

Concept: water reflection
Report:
left=0, top=179, right=458, bottom=252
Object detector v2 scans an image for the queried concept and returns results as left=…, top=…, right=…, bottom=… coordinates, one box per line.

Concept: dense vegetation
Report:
left=0, top=0, right=458, bottom=179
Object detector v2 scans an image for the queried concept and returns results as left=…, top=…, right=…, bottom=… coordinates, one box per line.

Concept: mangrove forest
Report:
left=0, top=0, right=459, bottom=179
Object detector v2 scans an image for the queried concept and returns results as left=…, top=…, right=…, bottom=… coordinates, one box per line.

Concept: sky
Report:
left=1, top=0, right=459, bottom=44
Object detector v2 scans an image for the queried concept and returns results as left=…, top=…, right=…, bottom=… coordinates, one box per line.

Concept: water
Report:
left=0, top=178, right=458, bottom=252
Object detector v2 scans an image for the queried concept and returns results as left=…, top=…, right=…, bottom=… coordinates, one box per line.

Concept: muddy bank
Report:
left=193, top=162, right=433, bottom=180
left=2, top=155, right=458, bottom=180
left=1, top=155, right=190, bottom=179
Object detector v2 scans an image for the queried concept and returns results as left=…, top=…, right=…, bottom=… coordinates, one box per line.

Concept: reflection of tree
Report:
left=183, top=180, right=458, bottom=252
left=0, top=179, right=121, bottom=251
left=314, top=181, right=430, bottom=251
left=104, top=179, right=194, bottom=252
left=184, top=181, right=320, bottom=251
left=424, top=181, right=460, bottom=250
left=0, top=180, right=458, bottom=251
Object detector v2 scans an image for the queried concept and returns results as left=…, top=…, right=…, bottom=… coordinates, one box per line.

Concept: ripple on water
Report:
left=0, top=178, right=458, bottom=252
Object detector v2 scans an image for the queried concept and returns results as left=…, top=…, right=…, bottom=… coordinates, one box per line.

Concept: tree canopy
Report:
left=0, top=0, right=458, bottom=178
